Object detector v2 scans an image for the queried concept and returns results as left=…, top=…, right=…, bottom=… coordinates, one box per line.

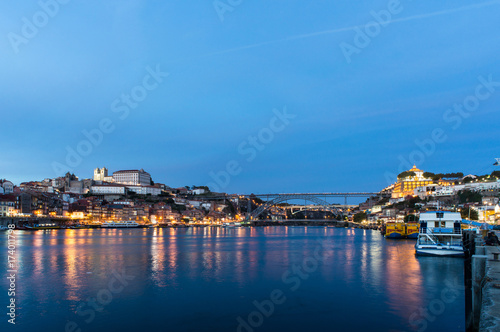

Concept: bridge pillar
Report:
left=247, top=199, right=252, bottom=220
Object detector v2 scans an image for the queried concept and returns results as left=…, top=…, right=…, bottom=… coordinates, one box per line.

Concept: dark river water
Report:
left=0, top=226, right=465, bottom=332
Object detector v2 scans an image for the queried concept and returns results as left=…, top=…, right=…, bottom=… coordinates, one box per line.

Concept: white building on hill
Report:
left=0, top=180, right=14, bottom=194
left=113, top=169, right=151, bottom=186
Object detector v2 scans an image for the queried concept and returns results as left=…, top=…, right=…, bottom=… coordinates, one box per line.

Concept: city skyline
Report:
left=1, top=0, right=500, bottom=193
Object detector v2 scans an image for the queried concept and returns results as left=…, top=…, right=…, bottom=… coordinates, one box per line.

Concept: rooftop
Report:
left=113, top=169, right=149, bottom=174
left=409, top=165, right=423, bottom=173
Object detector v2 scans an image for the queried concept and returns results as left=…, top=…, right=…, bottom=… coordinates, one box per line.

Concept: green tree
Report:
left=463, top=176, right=475, bottom=183
left=458, top=190, right=482, bottom=204
left=432, top=174, right=444, bottom=181
left=404, top=214, right=419, bottom=222
left=491, top=171, right=500, bottom=179
left=407, top=197, right=422, bottom=209
left=423, top=172, right=435, bottom=179
left=398, top=171, right=416, bottom=180
left=192, top=185, right=210, bottom=192
left=353, top=212, right=367, bottom=223
left=461, top=207, right=479, bottom=221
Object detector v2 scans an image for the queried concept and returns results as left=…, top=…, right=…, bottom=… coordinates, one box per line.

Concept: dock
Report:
left=479, top=235, right=500, bottom=332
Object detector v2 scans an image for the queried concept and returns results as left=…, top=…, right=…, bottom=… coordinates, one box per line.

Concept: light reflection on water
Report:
left=0, top=227, right=464, bottom=332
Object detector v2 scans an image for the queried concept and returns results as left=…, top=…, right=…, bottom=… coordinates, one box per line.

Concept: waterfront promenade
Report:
left=480, top=238, right=500, bottom=331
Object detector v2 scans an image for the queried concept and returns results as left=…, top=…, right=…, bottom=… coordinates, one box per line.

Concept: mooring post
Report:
left=472, top=254, right=487, bottom=330
left=476, top=246, right=486, bottom=256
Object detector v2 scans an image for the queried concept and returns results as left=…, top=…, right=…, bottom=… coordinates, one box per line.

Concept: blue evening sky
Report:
left=1, top=0, right=499, bottom=195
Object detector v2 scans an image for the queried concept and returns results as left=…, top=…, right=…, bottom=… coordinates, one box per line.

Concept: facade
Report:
left=483, top=196, right=499, bottom=206
left=190, top=188, right=206, bottom=195
left=413, top=179, right=500, bottom=199
left=93, top=167, right=109, bottom=181
left=91, top=184, right=160, bottom=196
left=18, top=193, right=32, bottom=214
left=392, top=166, right=433, bottom=198
left=0, top=199, right=15, bottom=217
left=127, top=185, right=161, bottom=196
left=0, top=180, right=14, bottom=194
left=391, top=165, right=451, bottom=199
left=91, top=185, right=127, bottom=195
left=453, top=181, right=500, bottom=192
left=414, top=184, right=454, bottom=198
left=113, top=169, right=151, bottom=186
left=104, top=176, right=114, bottom=182
left=67, top=180, right=84, bottom=194
left=475, top=206, right=500, bottom=224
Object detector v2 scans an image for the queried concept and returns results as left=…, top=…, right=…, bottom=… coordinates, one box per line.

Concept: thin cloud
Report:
left=200, top=0, right=500, bottom=58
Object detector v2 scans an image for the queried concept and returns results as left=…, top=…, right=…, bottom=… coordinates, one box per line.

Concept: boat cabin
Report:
left=419, top=211, right=462, bottom=235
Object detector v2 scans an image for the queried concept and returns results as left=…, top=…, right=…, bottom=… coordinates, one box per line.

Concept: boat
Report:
left=69, top=224, right=87, bottom=229
left=384, top=222, right=405, bottom=239
left=405, top=222, right=419, bottom=239
left=172, top=223, right=189, bottom=228
left=101, top=221, right=140, bottom=228
left=0, top=225, right=9, bottom=231
left=25, top=223, right=61, bottom=230
left=415, top=211, right=464, bottom=257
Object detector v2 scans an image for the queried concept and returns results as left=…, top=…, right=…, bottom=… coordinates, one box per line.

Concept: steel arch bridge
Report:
left=248, top=194, right=341, bottom=220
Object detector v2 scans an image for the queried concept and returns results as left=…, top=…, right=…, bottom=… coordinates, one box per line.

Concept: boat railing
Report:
left=417, top=228, right=439, bottom=244
left=420, top=227, right=462, bottom=235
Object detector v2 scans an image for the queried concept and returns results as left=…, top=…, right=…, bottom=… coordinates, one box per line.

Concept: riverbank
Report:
left=1, top=217, right=379, bottom=229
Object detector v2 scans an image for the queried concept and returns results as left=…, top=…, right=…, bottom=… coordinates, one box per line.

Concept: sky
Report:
left=1, top=0, right=499, bottom=195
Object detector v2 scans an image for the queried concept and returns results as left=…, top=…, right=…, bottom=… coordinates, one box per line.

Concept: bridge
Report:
left=243, top=192, right=387, bottom=220
left=188, top=191, right=387, bottom=221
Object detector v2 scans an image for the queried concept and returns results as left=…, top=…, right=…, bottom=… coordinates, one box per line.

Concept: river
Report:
left=0, top=226, right=465, bottom=332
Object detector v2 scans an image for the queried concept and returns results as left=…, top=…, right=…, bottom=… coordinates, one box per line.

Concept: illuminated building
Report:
left=113, top=169, right=151, bottom=186
left=391, top=165, right=451, bottom=199
left=93, top=167, right=108, bottom=181
left=91, top=184, right=127, bottom=195
left=93, top=167, right=114, bottom=182
left=0, top=198, right=15, bottom=217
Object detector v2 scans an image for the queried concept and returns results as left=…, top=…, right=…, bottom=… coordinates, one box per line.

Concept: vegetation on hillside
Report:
left=397, top=171, right=416, bottom=179
left=458, top=190, right=482, bottom=204
left=353, top=211, right=367, bottom=223
left=461, top=207, right=479, bottom=221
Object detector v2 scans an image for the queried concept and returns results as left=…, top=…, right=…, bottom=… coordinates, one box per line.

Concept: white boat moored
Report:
left=415, top=211, right=464, bottom=257
left=101, top=221, right=140, bottom=228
